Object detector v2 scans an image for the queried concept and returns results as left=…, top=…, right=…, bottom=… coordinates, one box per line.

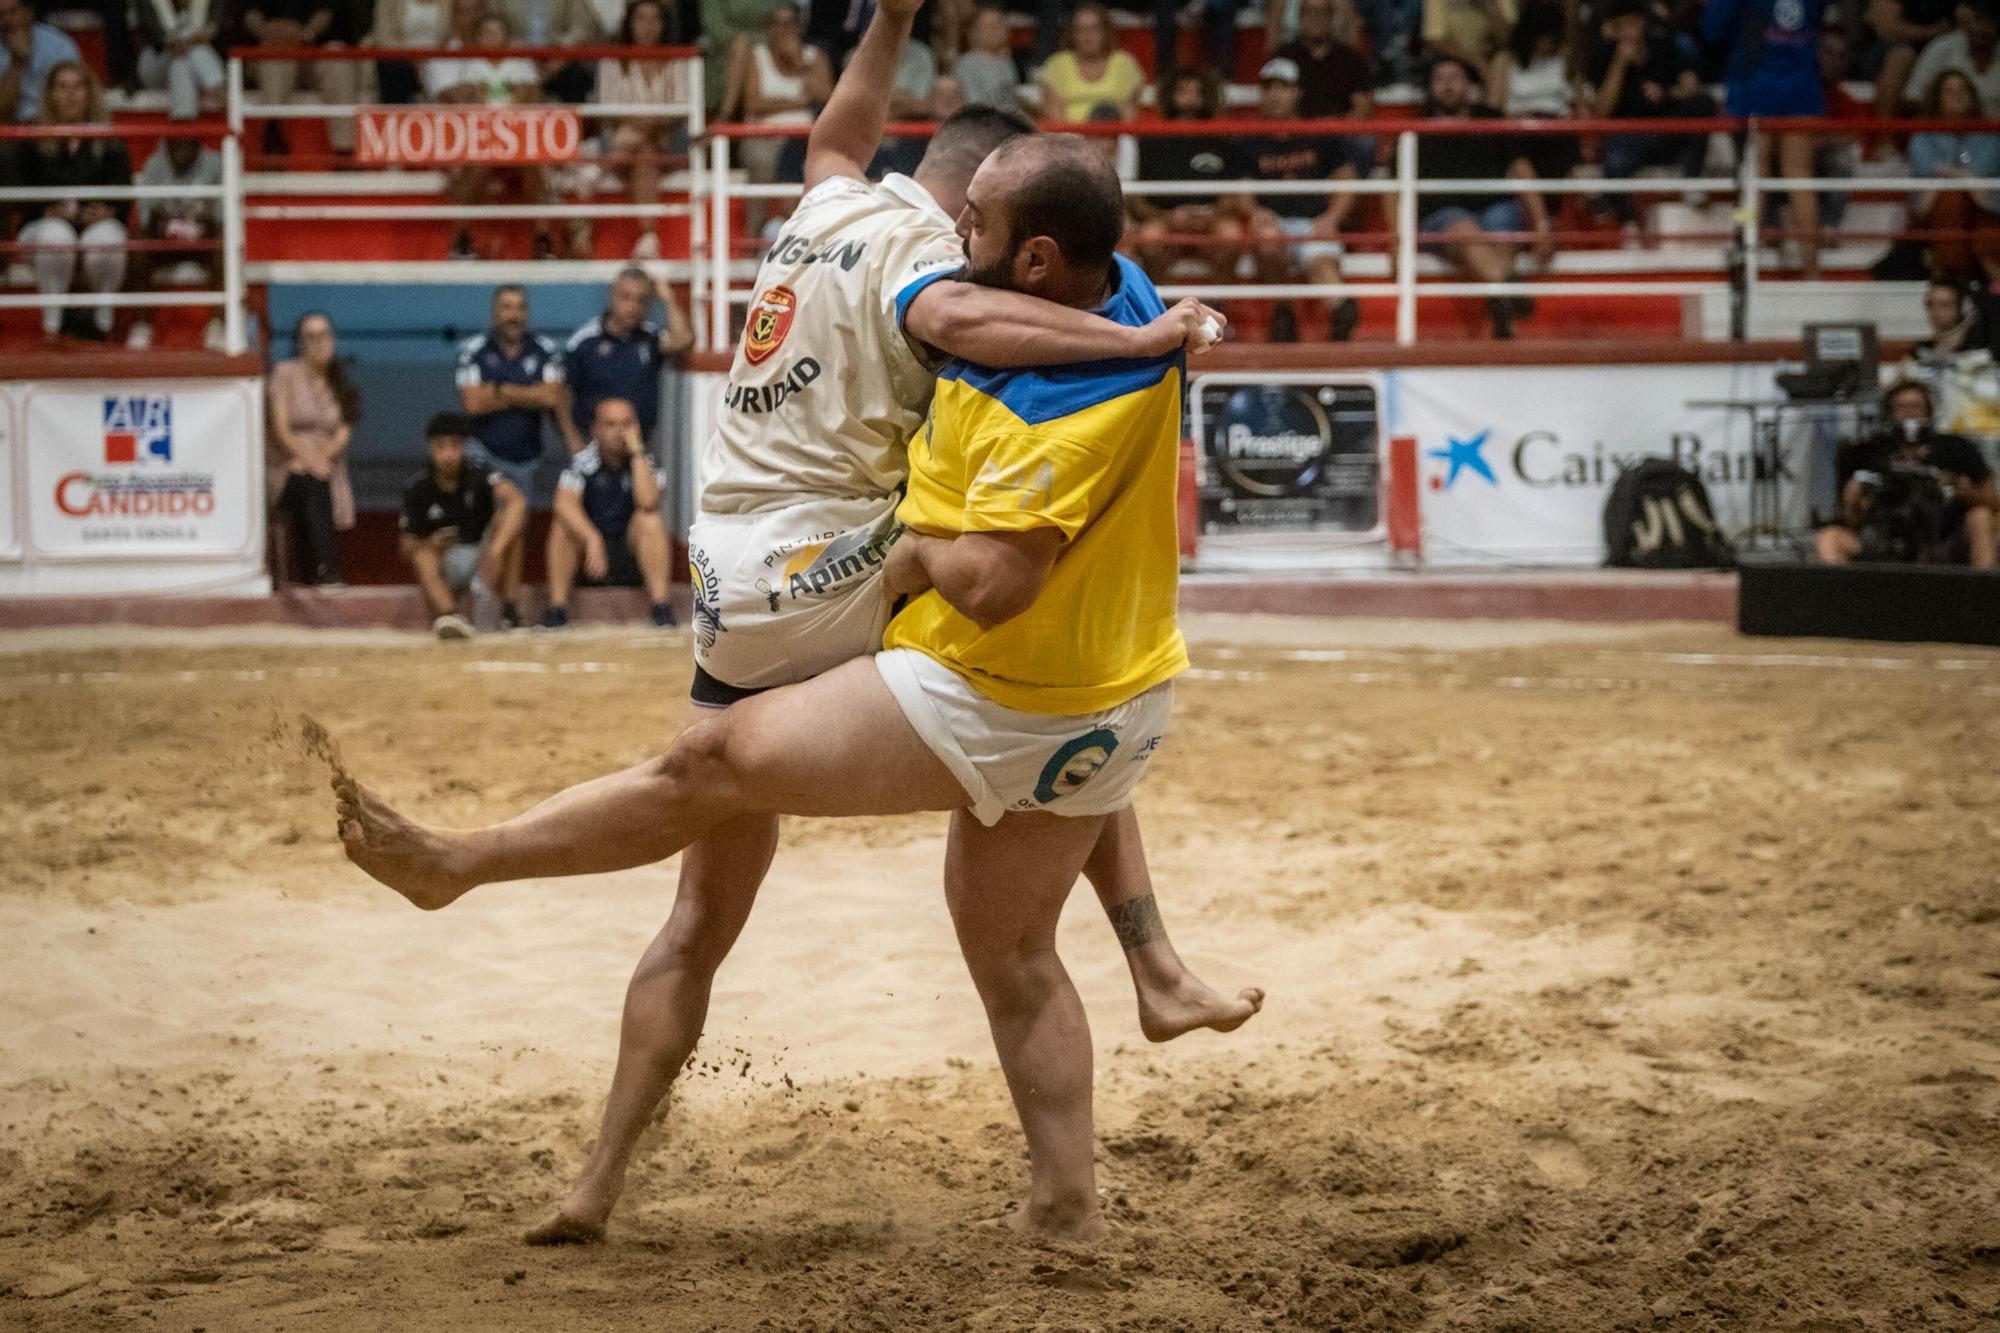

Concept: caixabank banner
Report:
left=1391, top=363, right=1782, bottom=564
left=24, top=384, right=258, bottom=560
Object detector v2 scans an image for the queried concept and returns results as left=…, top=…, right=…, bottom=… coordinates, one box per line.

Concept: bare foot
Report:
left=334, top=778, right=475, bottom=911
left=1003, top=1199, right=1106, bottom=1244
left=1138, top=981, right=1265, bottom=1044
left=522, top=1212, right=606, bottom=1247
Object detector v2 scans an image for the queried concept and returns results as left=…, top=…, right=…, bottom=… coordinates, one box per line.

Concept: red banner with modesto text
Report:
left=356, top=106, right=582, bottom=165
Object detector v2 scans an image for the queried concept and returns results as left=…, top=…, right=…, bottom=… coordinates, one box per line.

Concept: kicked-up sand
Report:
left=0, top=615, right=1995, bottom=1330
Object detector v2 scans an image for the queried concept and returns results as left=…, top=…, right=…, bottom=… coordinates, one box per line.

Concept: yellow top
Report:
left=884, top=256, right=1189, bottom=715
left=1038, top=49, right=1146, bottom=122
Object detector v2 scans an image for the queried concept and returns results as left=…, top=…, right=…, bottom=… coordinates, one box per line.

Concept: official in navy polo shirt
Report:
left=562, top=266, right=695, bottom=445
left=454, top=284, right=564, bottom=625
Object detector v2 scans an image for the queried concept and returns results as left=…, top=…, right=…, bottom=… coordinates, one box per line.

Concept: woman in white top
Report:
left=426, top=4, right=556, bottom=258
left=596, top=0, right=690, bottom=257
left=1488, top=0, right=1577, bottom=180
left=722, top=0, right=829, bottom=224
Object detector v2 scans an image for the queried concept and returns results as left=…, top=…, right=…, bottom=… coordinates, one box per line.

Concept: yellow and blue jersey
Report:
left=883, top=254, right=1190, bottom=716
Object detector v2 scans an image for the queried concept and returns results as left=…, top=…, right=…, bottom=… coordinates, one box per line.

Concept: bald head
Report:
left=972, top=134, right=1124, bottom=285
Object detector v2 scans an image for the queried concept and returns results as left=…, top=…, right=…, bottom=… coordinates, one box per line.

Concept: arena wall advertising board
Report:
left=356, top=106, right=582, bottom=165
left=0, top=386, right=18, bottom=560
left=22, top=383, right=259, bottom=562
left=1389, top=363, right=1782, bottom=565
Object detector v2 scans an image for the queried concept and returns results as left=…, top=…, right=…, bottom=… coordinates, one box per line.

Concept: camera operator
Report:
left=1816, top=380, right=1997, bottom=568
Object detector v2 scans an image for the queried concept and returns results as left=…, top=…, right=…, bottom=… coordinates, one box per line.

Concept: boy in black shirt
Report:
left=400, top=412, right=529, bottom=638
left=1817, top=381, right=1998, bottom=567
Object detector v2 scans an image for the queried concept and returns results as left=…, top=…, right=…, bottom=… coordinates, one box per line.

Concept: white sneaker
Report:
left=432, top=613, right=474, bottom=640
left=125, top=321, right=153, bottom=349
left=630, top=231, right=661, bottom=261
left=202, top=317, right=226, bottom=351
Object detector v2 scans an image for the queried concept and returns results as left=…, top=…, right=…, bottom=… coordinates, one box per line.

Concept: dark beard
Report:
left=959, top=249, right=1019, bottom=292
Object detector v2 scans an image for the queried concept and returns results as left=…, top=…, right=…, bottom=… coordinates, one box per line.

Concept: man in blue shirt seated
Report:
left=456, top=284, right=568, bottom=628
left=400, top=412, right=529, bottom=639
left=543, top=397, right=676, bottom=630
left=562, top=267, right=696, bottom=448
left=0, top=0, right=80, bottom=123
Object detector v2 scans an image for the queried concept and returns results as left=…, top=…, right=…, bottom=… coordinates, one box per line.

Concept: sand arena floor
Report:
left=0, top=615, right=1995, bottom=1332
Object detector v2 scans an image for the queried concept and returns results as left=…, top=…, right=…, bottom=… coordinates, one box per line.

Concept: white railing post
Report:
left=222, top=134, right=247, bottom=354
left=686, top=54, right=709, bottom=351
left=226, top=56, right=244, bottom=136
left=710, top=132, right=730, bottom=350
left=1395, top=129, right=1417, bottom=348
left=1741, top=119, right=1760, bottom=338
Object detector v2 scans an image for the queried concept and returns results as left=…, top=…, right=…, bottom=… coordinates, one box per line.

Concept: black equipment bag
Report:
left=1603, top=459, right=1734, bottom=568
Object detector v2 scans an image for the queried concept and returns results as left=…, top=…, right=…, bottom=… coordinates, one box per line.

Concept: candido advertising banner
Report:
left=357, top=106, right=581, bottom=165
left=1390, top=363, right=1780, bottom=564
left=24, top=384, right=256, bottom=560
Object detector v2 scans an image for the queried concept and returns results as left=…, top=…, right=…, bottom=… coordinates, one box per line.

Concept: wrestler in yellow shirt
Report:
left=884, top=254, right=1190, bottom=716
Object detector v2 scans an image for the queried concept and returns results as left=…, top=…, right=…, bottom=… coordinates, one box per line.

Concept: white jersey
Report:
left=700, top=172, right=963, bottom=516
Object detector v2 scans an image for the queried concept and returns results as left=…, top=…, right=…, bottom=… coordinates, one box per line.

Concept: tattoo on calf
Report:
left=1109, top=894, right=1167, bottom=952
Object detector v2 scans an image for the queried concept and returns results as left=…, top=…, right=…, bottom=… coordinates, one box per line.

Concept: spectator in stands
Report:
left=427, top=3, right=555, bottom=259
left=241, top=0, right=363, bottom=157
left=1817, top=379, right=1996, bottom=567
left=543, top=396, right=677, bottom=629
left=7, top=62, right=129, bottom=340
left=1490, top=0, right=1577, bottom=181
left=401, top=411, right=529, bottom=638
left=1402, top=54, right=1550, bottom=338
left=699, top=0, right=771, bottom=116
left=598, top=0, right=691, bottom=260
left=1036, top=3, right=1144, bottom=121
left=1902, top=278, right=2000, bottom=444
left=456, top=283, right=565, bottom=622
left=511, top=0, right=604, bottom=103
left=1275, top=0, right=1374, bottom=117
left=955, top=5, right=1024, bottom=114
left=1704, top=0, right=1823, bottom=277
left=1909, top=69, right=2000, bottom=283
left=268, top=312, right=360, bottom=587
left=1422, top=0, right=1516, bottom=69
left=135, top=0, right=226, bottom=121
left=1906, top=0, right=2000, bottom=113
left=35, top=0, right=137, bottom=93
left=1157, top=0, right=1248, bottom=88
left=368, top=0, right=455, bottom=103
left=718, top=1, right=829, bottom=191
left=0, top=0, right=80, bottom=123
left=126, top=131, right=224, bottom=350
left=1807, top=25, right=1864, bottom=231
left=1866, top=0, right=1957, bottom=118
left=1131, top=66, right=1241, bottom=282
left=564, top=266, right=694, bottom=450
left=1228, top=57, right=1363, bottom=341
left=1351, top=0, right=1424, bottom=87
left=1587, top=0, right=1716, bottom=224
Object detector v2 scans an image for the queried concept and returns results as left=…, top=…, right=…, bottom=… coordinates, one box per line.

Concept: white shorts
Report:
left=876, top=647, right=1173, bottom=827
left=687, top=494, right=899, bottom=702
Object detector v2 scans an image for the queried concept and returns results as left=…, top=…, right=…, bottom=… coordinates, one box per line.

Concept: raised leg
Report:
left=526, top=812, right=782, bottom=1243
left=337, top=656, right=965, bottom=907
left=1082, top=806, right=1262, bottom=1042
left=946, top=808, right=1106, bottom=1242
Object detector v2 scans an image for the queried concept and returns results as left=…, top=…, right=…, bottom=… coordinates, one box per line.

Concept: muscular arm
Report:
left=889, top=527, right=1063, bottom=629
left=903, top=285, right=1225, bottom=367
left=804, top=0, right=919, bottom=189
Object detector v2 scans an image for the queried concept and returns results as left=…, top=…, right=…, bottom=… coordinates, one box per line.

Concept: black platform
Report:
left=1738, top=560, right=2000, bottom=646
